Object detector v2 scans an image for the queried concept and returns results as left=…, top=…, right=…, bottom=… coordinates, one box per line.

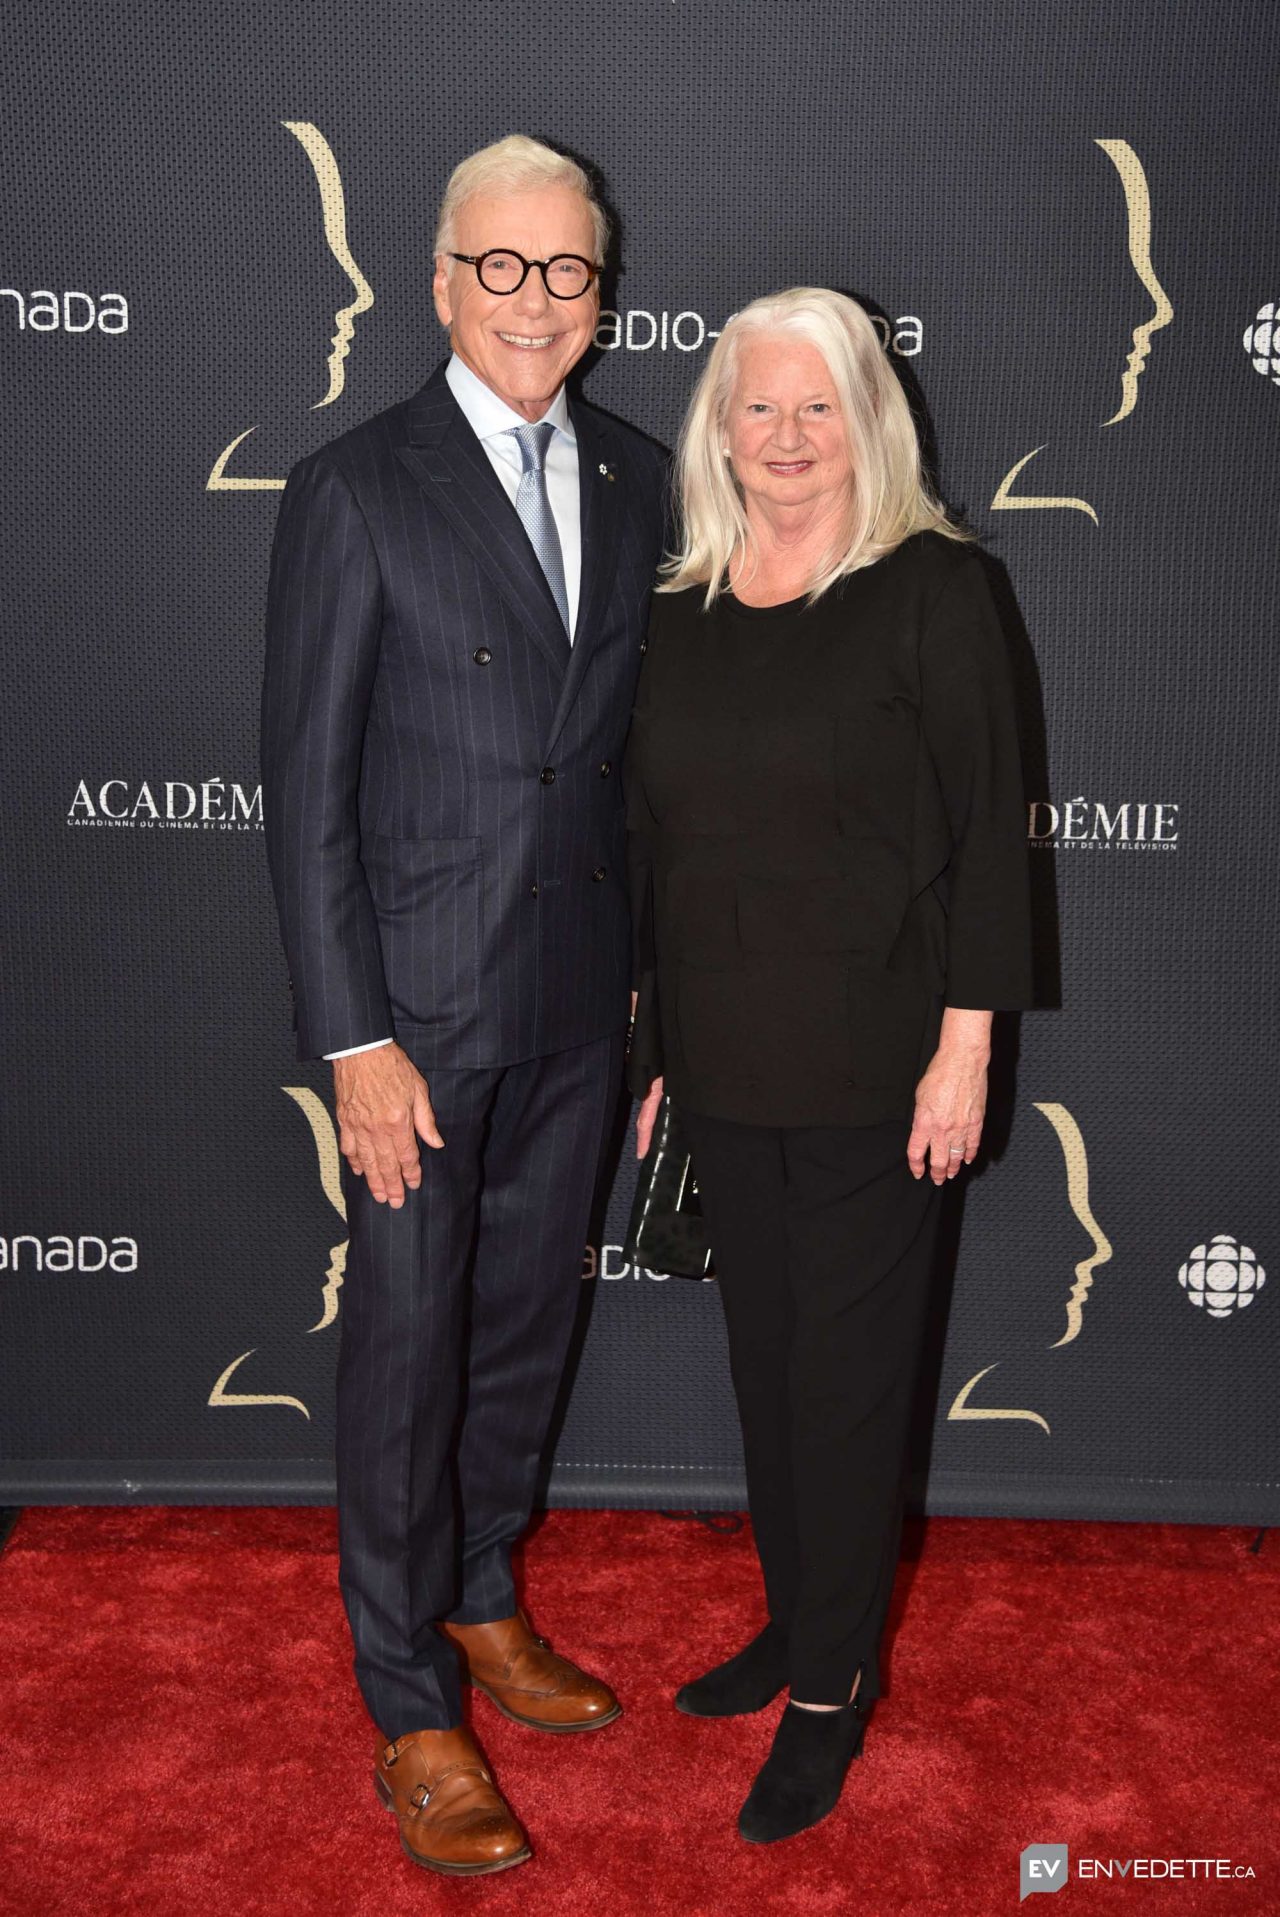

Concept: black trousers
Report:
left=334, top=1032, right=623, bottom=1738
left=680, top=1106, right=944, bottom=1705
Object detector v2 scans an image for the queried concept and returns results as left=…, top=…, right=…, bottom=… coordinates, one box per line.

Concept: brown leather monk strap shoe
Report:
left=372, top=1726, right=531, bottom=1876
left=440, top=1609, right=622, bottom=1733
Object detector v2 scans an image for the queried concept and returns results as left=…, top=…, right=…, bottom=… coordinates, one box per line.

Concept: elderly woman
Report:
left=626, top=287, right=1034, bottom=1844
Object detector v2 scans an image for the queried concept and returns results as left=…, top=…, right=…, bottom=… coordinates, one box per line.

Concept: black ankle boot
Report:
left=674, top=1621, right=789, bottom=1717
left=737, top=1691, right=873, bottom=1843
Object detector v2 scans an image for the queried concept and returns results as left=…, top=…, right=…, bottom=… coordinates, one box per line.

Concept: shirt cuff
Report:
left=323, top=1037, right=394, bottom=1059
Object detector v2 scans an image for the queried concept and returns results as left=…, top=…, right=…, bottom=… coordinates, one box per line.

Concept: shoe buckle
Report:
left=382, top=1738, right=401, bottom=1766
left=408, top=1782, right=433, bottom=1811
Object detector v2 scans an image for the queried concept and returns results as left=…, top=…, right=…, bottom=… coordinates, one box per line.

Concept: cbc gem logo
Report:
left=1178, top=1235, right=1266, bottom=1319
left=1242, top=302, right=1280, bottom=384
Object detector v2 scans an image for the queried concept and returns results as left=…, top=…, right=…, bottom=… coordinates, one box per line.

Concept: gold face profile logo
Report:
left=991, top=139, right=1173, bottom=526
left=206, top=121, right=374, bottom=492
left=947, top=1101, right=1113, bottom=1436
left=208, top=1088, right=347, bottom=1420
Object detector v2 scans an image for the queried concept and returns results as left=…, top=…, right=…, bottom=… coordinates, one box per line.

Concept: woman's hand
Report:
left=636, top=1076, right=665, bottom=1158
left=907, top=1009, right=993, bottom=1184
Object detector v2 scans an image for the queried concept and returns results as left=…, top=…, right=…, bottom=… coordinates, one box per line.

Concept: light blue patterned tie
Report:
left=509, top=421, right=571, bottom=636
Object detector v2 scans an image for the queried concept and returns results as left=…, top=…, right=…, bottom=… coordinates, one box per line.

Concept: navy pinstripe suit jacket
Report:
left=261, top=360, right=669, bottom=1065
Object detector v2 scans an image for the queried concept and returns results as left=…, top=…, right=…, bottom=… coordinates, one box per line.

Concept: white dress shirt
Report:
left=324, top=352, right=582, bottom=1061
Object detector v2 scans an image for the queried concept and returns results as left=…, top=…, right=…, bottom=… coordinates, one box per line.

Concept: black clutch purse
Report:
left=622, top=1095, right=713, bottom=1279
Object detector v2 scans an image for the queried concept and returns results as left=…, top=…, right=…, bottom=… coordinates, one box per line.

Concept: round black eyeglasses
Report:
left=449, top=249, right=601, bottom=300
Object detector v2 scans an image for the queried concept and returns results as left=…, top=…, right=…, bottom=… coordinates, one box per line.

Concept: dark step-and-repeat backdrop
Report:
left=2, top=1, right=1276, bottom=1521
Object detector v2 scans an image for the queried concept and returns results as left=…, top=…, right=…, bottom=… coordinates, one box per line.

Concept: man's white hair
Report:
left=433, top=134, right=609, bottom=264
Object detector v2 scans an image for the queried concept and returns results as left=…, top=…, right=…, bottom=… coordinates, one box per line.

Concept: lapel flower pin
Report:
left=598, top=461, right=616, bottom=482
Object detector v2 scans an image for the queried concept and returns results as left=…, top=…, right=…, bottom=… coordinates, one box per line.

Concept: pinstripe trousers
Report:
left=334, top=1032, right=624, bottom=1737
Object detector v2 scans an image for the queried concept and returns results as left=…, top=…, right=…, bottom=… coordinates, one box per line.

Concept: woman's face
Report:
left=723, top=335, right=853, bottom=516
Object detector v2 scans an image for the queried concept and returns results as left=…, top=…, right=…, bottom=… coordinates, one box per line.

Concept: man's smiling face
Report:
left=433, top=185, right=600, bottom=421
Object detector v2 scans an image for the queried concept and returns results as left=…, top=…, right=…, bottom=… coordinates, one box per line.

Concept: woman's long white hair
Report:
left=658, top=287, right=969, bottom=604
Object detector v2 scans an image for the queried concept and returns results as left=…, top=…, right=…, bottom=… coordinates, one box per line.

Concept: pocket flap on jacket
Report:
left=363, top=835, right=481, bottom=921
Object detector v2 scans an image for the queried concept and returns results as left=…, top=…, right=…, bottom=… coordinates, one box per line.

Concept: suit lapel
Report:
left=570, top=397, right=625, bottom=647
left=542, top=396, right=626, bottom=754
left=395, top=367, right=571, bottom=678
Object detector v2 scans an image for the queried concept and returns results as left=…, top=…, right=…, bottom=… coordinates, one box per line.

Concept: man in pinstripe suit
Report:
left=261, top=136, right=667, bottom=1877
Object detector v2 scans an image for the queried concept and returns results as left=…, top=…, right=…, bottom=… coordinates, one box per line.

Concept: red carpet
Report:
left=0, top=1507, right=1274, bottom=1916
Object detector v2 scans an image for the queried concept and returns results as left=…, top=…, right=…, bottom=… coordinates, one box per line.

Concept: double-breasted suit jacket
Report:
left=625, top=531, right=1036, bottom=1128
left=260, top=361, right=668, bottom=1739
left=262, top=360, right=668, bottom=1067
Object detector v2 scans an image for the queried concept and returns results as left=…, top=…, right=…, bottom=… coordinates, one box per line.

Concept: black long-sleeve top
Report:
left=624, top=530, right=1035, bottom=1127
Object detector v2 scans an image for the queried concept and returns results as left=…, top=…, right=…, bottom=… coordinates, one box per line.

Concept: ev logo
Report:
left=1020, top=1843, right=1068, bottom=1899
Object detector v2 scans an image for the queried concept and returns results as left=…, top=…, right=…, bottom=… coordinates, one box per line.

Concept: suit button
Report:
left=639, top=639, right=648, bottom=654
left=472, top=647, right=492, bottom=665
left=592, top=866, right=607, bottom=882
left=530, top=884, right=539, bottom=897
left=599, top=761, right=611, bottom=777
left=540, top=766, right=556, bottom=785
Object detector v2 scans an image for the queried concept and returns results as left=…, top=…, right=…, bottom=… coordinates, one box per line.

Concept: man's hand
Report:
left=636, top=1076, right=664, bottom=1159
left=333, top=1042, right=444, bottom=1207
